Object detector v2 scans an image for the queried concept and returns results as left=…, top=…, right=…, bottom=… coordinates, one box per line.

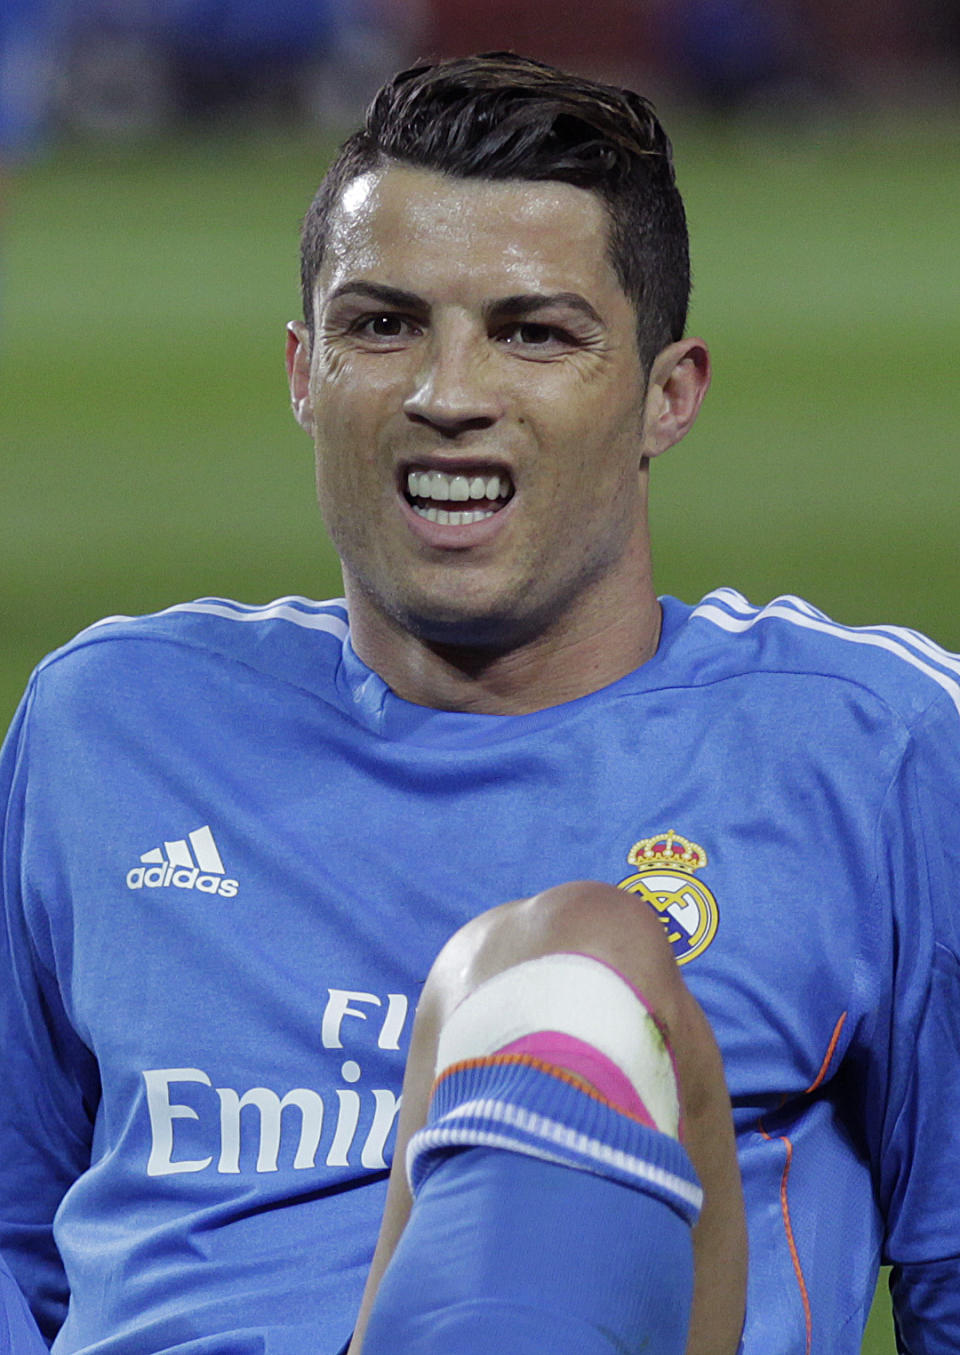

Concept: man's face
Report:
left=290, top=164, right=661, bottom=651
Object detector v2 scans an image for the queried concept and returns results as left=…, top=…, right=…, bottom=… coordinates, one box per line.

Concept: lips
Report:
left=404, top=467, right=514, bottom=524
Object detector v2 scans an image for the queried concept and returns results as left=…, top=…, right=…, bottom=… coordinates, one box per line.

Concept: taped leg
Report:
left=363, top=951, right=701, bottom=1355
left=350, top=883, right=746, bottom=1355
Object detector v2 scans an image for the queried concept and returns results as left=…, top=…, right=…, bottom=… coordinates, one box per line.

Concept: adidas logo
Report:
left=126, top=825, right=239, bottom=897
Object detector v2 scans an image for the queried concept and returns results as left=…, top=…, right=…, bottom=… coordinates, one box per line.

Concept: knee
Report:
left=426, top=880, right=688, bottom=1040
left=410, top=881, right=728, bottom=1157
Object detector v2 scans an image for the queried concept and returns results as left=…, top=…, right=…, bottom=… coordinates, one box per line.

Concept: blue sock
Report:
left=363, top=1058, right=700, bottom=1355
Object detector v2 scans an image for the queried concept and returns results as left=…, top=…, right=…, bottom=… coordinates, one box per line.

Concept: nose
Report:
left=403, top=323, right=503, bottom=436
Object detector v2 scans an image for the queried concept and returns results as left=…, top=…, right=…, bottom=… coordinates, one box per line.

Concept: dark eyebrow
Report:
left=325, top=281, right=426, bottom=311
left=325, top=283, right=604, bottom=327
left=485, top=293, right=604, bottom=326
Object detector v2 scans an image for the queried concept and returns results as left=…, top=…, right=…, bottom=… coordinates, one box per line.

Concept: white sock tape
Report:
left=435, top=953, right=680, bottom=1137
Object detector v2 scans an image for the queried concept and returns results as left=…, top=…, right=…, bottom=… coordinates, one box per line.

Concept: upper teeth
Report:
left=407, top=470, right=511, bottom=502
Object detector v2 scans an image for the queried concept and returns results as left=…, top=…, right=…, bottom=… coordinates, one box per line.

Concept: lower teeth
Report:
left=414, top=506, right=496, bottom=524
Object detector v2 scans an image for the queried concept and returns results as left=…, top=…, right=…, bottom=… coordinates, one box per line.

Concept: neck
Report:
left=345, top=584, right=663, bottom=716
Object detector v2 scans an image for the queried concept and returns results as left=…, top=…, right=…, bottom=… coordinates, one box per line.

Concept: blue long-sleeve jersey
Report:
left=2, top=588, right=959, bottom=1353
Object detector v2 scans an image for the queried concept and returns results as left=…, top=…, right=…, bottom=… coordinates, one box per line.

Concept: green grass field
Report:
left=2, top=110, right=957, bottom=1350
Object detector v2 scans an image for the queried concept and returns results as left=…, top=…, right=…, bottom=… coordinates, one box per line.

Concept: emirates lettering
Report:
left=142, top=987, right=411, bottom=1176
left=143, top=1065, right=401, bottom=1176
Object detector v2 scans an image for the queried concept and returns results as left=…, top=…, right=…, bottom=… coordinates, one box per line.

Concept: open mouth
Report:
left=404, top=468, right=514, bottom=524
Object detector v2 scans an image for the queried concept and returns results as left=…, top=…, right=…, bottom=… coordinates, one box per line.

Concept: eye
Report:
left=519, top=323, right=553, bottom=344
left=367, top=314, right=406, bottom=337
left=348, top=312, right=423, bottom=343
left=496, top=321, right=577, bottom=352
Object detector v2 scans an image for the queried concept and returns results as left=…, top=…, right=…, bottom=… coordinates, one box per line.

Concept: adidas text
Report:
left=126, top=864, right=239, bottom=898
left=126, top=825, right=239, bottom=897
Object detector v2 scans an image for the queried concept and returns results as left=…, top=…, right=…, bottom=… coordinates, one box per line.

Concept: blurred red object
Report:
left=416, top=0, right=660, bottom=82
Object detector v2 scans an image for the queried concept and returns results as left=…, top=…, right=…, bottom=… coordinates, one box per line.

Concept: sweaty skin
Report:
left=286, top=166, right=710, bottom=715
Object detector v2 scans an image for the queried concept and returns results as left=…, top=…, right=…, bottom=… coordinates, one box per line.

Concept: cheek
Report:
left=536, top=395, right=646, bottom=497
left=311, top=353, right=404, bottom=447
left=310, top=379, right=396, bottom=535
left=313, top=431, right=369, bottom=534
left=312, top=364, right=373, bottom=467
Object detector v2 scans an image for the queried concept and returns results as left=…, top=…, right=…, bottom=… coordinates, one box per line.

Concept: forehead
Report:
left=316, top=164, right=625, bottom=305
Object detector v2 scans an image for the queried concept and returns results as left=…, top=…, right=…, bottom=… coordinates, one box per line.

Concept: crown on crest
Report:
left=627, top=830, right=707, bottom=873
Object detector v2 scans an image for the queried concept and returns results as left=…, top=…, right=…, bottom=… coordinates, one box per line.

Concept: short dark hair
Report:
left=300, top=52, right=690, bottom=371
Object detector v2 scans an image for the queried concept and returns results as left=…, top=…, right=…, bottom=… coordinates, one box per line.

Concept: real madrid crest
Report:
left=617, top=831, right=718, bottom=965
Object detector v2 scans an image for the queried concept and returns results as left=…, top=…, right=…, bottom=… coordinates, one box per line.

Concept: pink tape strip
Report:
left=496, top=1031, right=657, bottom=1129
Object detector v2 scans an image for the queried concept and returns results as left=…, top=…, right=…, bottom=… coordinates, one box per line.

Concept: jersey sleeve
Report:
left=0, top=677, right=100, bottom=1343
left=873, top=700, right=960, bottom=1352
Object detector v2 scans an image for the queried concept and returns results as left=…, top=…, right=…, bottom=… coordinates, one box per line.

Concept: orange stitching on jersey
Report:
left=758, top=1123, right=812, bottom=1355
left=805, top=1012, right=848, bottom=1094
left=754, top=1012, right=848, bottom=1354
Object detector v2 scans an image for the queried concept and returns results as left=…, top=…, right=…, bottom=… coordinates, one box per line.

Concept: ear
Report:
left=285, top=321, right=315, bottom=434
left=640, top=337, right=711, bottom=459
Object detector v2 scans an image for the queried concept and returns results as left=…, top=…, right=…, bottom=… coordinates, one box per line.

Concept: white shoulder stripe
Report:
left=700, top=591, right=960, bottom=682
left=850, top=621, right=960, bottom=677
left=87, top=598, right=349, bottom=639
left=693, top=601, right=960, bottom=718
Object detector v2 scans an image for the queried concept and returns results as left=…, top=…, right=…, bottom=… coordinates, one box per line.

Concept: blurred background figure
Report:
left=164, top=0, right=342, bottom=123
left=4, top=0, right=956, bottom=150
left=54, top=0, right=423, bottom=138
left=414, top=0, right=959, bottom=114
left=0, top=0, right=63, bottom=330
left=0, top=0, right=60, bottom=168
left=0, top=0, right=62, bottom=176
left=651, top=0, right=822, bottom=115
left=55, top=0, right=423, bottom=139
left=417, top=0, right=657, bottom=88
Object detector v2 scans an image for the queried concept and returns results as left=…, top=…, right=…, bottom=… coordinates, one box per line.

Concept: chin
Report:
left=394, top=593, right=541, bottom=653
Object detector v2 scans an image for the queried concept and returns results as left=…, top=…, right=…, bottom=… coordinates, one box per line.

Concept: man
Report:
left=1, top=51, right=958, bottom=1354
